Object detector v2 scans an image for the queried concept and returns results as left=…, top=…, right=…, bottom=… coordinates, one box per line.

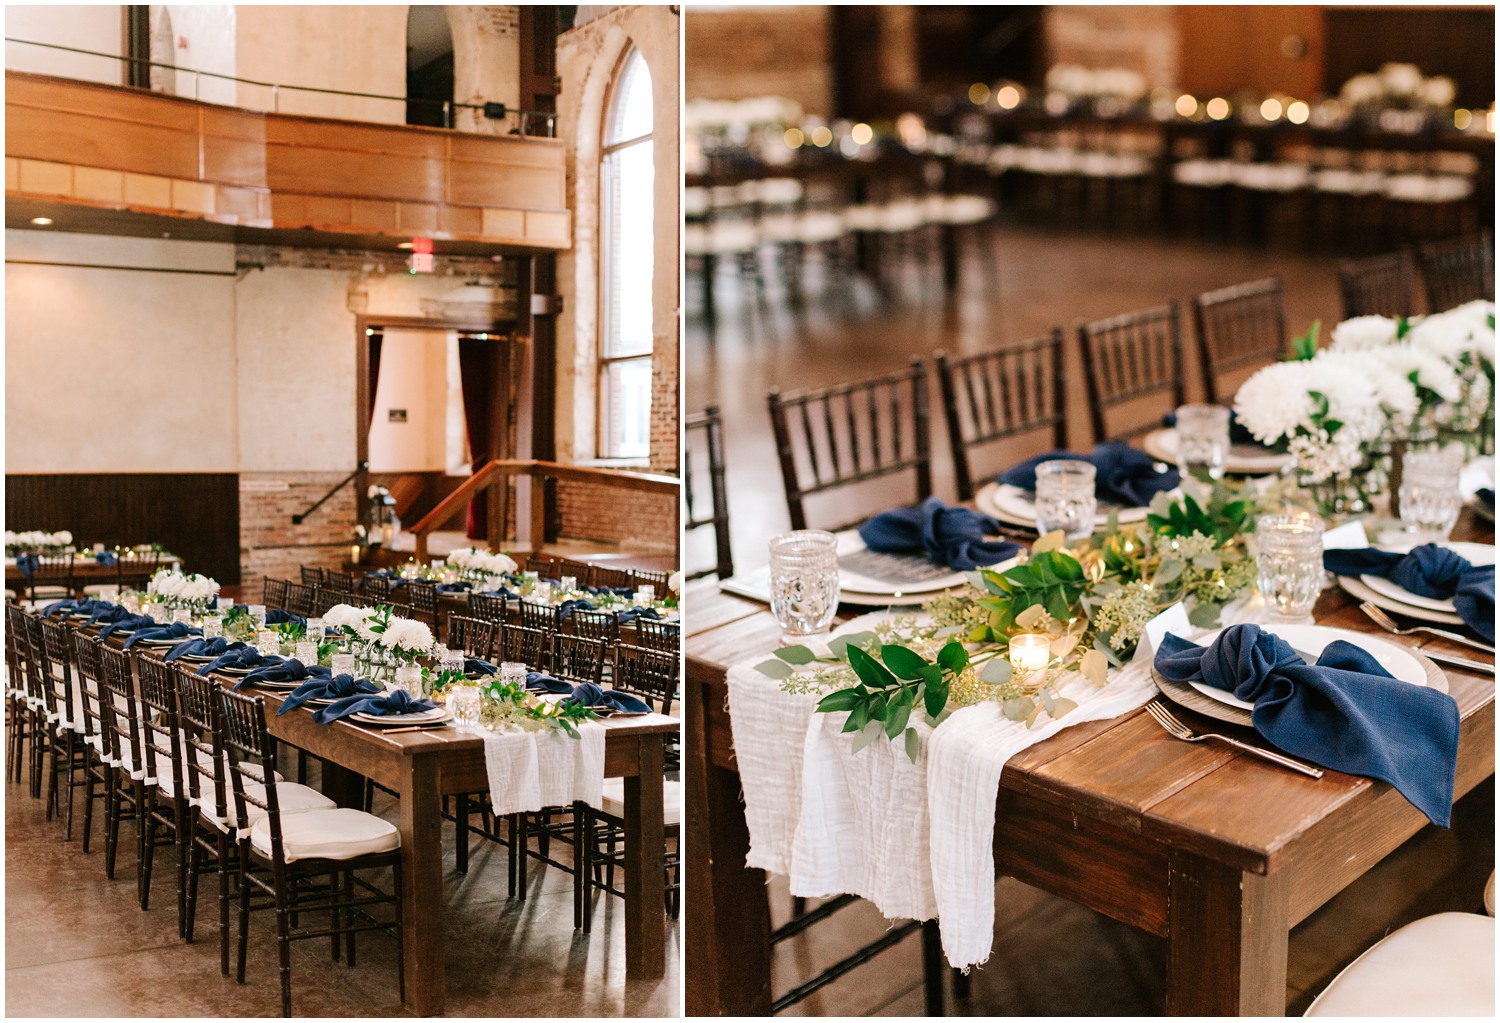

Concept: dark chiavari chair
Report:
left=767, top=358, right=933, bottom=532
left=6, top=603, right=42, bottom=788
left=524, top=554, right=560, bottom=580
left=514, top=599, right=560, bottom=633
left=406, top=580, right=440, bottom=629
left=362, top=575, right=396, bottom=601
left=68, top=627, right=112, bottom=853
left=686, top=405, right=735, bottom=581
left=1078, top=302, right=1186, bottom=443
left=1338, top=249, right=1418, bottom=319
left=313, top=586, right=351, bottom=617
left=22, top=551, right=75, bottom=603
left=496, top=622, right=550, bottom=671
left=549, top=634, right=606, bottom=686
left=284, top=582, right=317, bottom=618
left=1191, top=277, right=1289, bottom=404
left=629, top=568, right=670, bottom=592
left=117, top=549, right=163, bottom=591
left=177, top=670, right=238, bottom=973
left=586, top=564, right=634, bottom=591
left=935, top=330, right=1068, bottom=502
left=96, top=642, right=153, bottom=900
left=468, top=591, right=509, bottom=628
left=217, top=688, right=403, bottom=1016
left=39, top=617, right=89, bottom=839
left=261, top=578, right=291, bottom=612
left=299, top=566, right=324, bottom=587
left=611, top=642, right=677, bottom=714
left=137, top=657, right=191, bottom=932
left=444, top=615, right=497, bottom=661
left=18, top=611, right=52, bottom=799
left=1417, top=233, right=1495, bottom=311
left=563, top=608, right=620, bottom=647
left=323, top=569, right=356, bottom=591
left=557, top=558, right=593, bottom=585
left=633, top=619, right=681, bottom=657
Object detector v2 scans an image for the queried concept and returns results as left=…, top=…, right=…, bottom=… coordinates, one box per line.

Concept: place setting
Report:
left=974, top=441, right=1182, bottom=534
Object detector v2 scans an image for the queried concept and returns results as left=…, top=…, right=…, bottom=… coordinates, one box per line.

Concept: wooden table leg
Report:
left=624, top=732, right=666, bottom=977
left=685, top=754, right=772, bottom=1012
left=1166, top=849, right=1289, bottom=1016
left=319, top=760, right=365, bottom=809
left=399, top=752, right=446, bottom=1015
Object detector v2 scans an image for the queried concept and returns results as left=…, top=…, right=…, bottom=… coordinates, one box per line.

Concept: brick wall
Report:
left=684, top=6, right=833, bottom=115
left=239, top=472, right=359, bottom=601
left=555, top=479, right=676, bottom=552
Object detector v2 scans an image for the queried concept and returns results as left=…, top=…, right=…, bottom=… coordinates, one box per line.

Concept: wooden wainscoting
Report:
left=6, top=472, right=241, bottom=584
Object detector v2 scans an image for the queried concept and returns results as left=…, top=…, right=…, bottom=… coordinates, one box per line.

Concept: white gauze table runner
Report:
left=481, top=721, right=606, bottom=817
left=726, top=612, right=1159, bottom=970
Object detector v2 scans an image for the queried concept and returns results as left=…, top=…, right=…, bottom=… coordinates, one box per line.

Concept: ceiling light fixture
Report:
left=30, top=217, right=53, bottom=226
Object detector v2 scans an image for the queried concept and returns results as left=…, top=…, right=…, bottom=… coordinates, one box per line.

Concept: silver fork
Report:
left=1359, top=602, right=1495, bottom=654
left=1144, top=700, right=1324, bottom=778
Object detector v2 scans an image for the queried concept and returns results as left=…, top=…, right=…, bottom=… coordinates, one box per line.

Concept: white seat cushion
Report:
left=250, top=807, right=399, bottom=863
left=1305, top=912, right=1495, bottom=1016
left=600, top=777, right=681, bottom=827
left=199, top=780, right=334, bottom=834
left=192, top=748, right=282, bottom=784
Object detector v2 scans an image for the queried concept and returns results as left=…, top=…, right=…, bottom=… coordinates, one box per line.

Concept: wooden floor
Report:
left=684, top=222, right=1494, bottom=1015
left=684, top=221, right=1345, bottom=575
left=5, top=755, right=680, bottom=1017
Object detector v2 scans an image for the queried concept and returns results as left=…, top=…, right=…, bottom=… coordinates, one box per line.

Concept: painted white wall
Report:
left=5, top=4, right=125, bottom=85
left=234, top=5, right=408, bottom=123
left=5, top=229, right=239, bottom=473
left=165, top=4, right=236, bottom=105
left=367, top=330, right=450, bottom=474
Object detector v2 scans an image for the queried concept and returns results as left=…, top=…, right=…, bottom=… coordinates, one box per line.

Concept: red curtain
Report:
left=458, top=337, right=500, bottom=540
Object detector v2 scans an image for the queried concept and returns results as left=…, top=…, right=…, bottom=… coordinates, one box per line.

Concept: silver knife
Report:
left=1418, top=649, right=1496, bottom=675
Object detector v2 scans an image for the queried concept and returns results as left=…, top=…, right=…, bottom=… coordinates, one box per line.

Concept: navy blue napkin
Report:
left=1478, top=488, right=1494, bottom=512
left=438, top=581, right=472, bottom=593
left=615, top=605, right=665, bottom=624
left=1324, top=544, right=1495, bottom=643
left=478, top=584, right=519, bottom=599
left=235, top=658, right=328, bottom=691
left=43, top=598, right=112, bottom=620
left=96, top=551, right=119, bottom=566
left=277, top=673, right=380, bottom=715
left=858, top=496, right=1022, bottom=571
left=1155, top=623, right=1459, bottom=826
left=525, top=671, right=573, bottom=694
left=15, top=555, right=38, bottom=577
left=582, top=584, right=636, bottom=599
left=465, top=658, right=497, bottom=676
left=265, top=609, right=305, bottom=627
left=98, top=613, right=159, bottom=639
left=312, top=688, right=438, bottom=725
left=87, top=604, right=137, bottom=627
left=165, top=638, right=246, bottom=663
left=565, top=682, right=651, bottom=713
left=557, top=599, right=594, bottom=620
left=124, top=622, right=201, bottom=649
left=198, top=647, right=280, bottom=675
left=998, top=443, right=1180, bottom=508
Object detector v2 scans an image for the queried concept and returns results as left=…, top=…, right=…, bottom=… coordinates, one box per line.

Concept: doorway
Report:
left=406, top=4, right=455, bottom=128
left=358, top=320, right=523, bottom=553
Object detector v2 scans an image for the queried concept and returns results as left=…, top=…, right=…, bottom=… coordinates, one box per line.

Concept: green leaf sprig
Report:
left=815, top=640, right=968, bottom=763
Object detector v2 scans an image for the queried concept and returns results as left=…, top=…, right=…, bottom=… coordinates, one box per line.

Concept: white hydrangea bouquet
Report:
left=447, top=546, right=519, bottom=581
left=5, top=530, right=73, bottom=555
left=1235, top=301, right=1493, bottom=509
left=147, top=567, right=220, bottom=613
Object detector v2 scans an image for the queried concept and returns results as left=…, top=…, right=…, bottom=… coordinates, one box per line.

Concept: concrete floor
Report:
left=5, top=757, right=679, bottom=1017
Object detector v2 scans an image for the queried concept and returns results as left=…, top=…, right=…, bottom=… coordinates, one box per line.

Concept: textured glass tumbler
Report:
left=1398, top=448, right=1463, bottom=540
left=1174, top=403, right=1230, bottom=482
left=1255, top=513, right=1325, bottom=625
left=450, top=685, right=481, bottom=731
left=1035, top=460, right=1098, bottom=539
left=768, top=530, right=841, bottom=640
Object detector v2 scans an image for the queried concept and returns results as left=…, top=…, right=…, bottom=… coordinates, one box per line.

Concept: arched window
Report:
left=598, top=47, right=653, bottom=459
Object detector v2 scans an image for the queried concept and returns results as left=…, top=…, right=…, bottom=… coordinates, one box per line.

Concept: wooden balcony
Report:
left=4, top=71, right=570, bottom=250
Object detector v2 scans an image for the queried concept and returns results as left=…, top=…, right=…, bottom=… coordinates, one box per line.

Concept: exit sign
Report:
left=409, top=252, right=434, bottom=273
left=388, top=409, right=408, bottom=423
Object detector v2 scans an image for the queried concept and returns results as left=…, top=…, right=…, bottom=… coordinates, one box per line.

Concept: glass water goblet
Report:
left=1034, top=460, right=1098, bottom=540
left=768, top=530, right=840, bottom=640
left=1174, top=403, right=1230, bottom=482
left=1255, top=513, right=1326, bottom=625
left=1398, top=448, right=1463, bottom=540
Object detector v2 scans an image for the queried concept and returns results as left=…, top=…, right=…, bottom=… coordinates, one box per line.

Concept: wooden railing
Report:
left=408, top=459, right=680, bottom=563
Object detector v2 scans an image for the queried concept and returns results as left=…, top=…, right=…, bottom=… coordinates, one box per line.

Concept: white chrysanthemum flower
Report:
left=1372, top=342, right=1464, bottom=402
left=668, top=571, right=682, bottom=593
left=1330, top=315, right=1399, bottom=351
left=53, top=531, right=72, bottom=546
left=1379, top=62, right=1423, bottom=98
left=1233, top=362, right=1314, bottom=443
left=379, top=617, right=435, bottom=655
left=323, top=603, right=372, bottom=630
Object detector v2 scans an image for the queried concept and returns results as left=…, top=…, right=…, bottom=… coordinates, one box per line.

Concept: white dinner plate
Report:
left=834, top=529, right=969, bottom=596
left=1335, top=574, right=1467, bottom=627
left=975, top=481, right=1153, bottom=529
left=1186, top=624, right=1429, bottom=712
left=135, top=636, right=197, bottom=648
left=214, top=664, right=258, bottom=677
left=1360, top=541, right=1495, bottom=613
left=350, top=707, right=449, bottom=727
left=1140, top=428, right=1291, bottom=475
